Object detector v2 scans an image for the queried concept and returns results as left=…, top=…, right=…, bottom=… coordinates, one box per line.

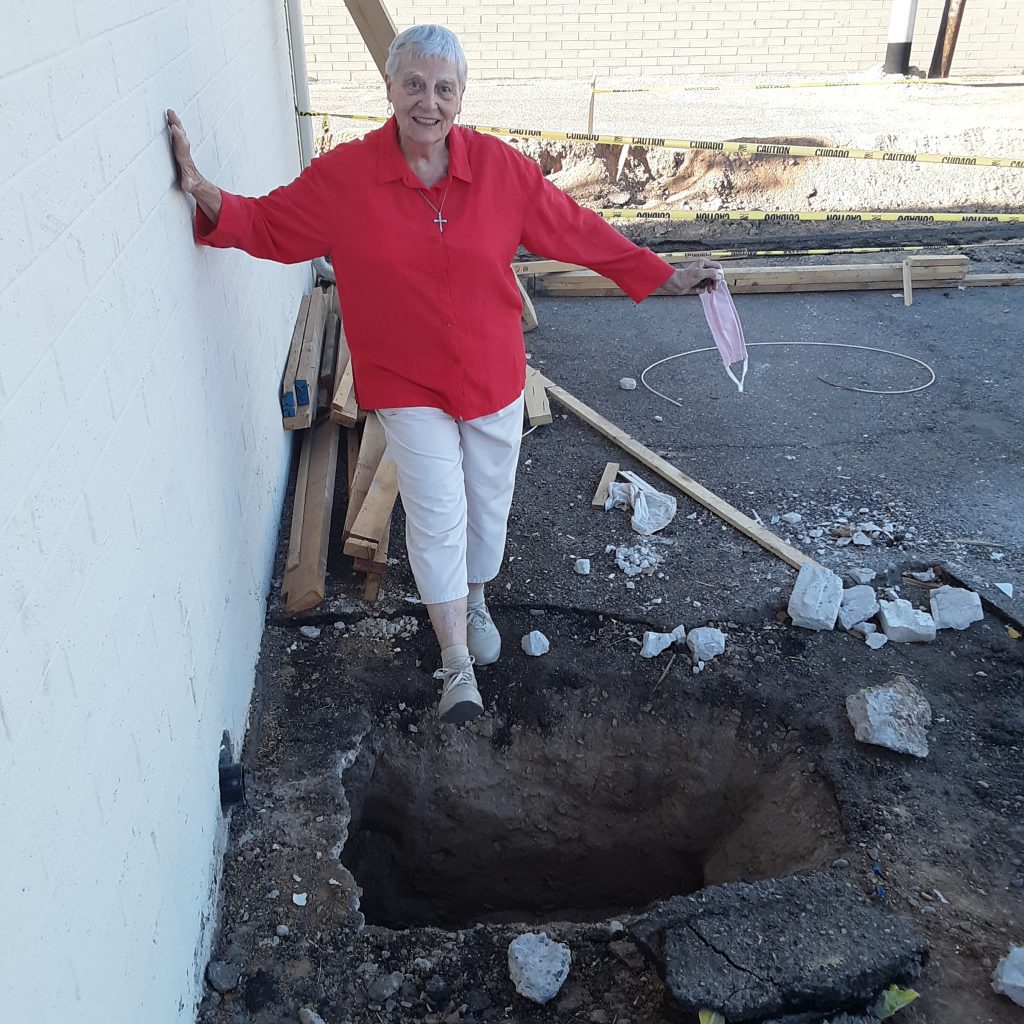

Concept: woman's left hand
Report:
left=661, top=259, right=724, bottom=295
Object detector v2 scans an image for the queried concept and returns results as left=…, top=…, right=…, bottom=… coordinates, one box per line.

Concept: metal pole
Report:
left=883, top=0, right=920, bottom=75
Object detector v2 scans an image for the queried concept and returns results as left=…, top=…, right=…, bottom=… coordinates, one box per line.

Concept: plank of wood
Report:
left=532, top=372, right=815, bottom=571
left=285, top=431, right=313, bottom=573
left=903, top=259, right=913, bottom=306
left=524, top=366, right=553, bottom=425
left=342, top=0, right=396, bottom=76
left=518, top=275, right=538, bottom=333
left=330, top=319, right=361, bottom=427
left=344, top=455, right=399, bottom=560
left=343, top=412, right=387, bottom=536
left=319, top=310, right=340, bottom=396
left=346, top=426, right=360, bottom=497
left=963, top=273, right=1024, bottom=287
left=282, top=418, right=342, bottom=612
left=361, top=511, right=392, bottom=603
left=284, top=288, right=328, bottom=430
left=591, top=461, right=620, bottom=507
left=281, top=293, right=312, bottom=421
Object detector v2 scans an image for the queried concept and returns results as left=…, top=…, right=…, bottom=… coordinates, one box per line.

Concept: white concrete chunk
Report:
left=671, top=624, right=687, bottom=645
left=929, top=585, right=984, bottom=631
left=838, top=585, right=880, bottom=631
left=788, top=563, right=844, bottom=631
left=994, top=582, right=1014, bottom=599
left=851, top=621, right=877, bottom=636
left=849, top=567, right=876, bottom=585
left=619, top=377, right=637, bottom=390
left=878, top=598, right=936, bottom=643
left=851, top=531, right=872, bottom=546
left=574, top=558, right=591, bottom=575
left=521, top=630, right=550, bottom=656
left=781, top=512, right=802, bottom=524
left=865, top=632, right=888, bottom=650
left=508, top=932, right=571, bottom=1004
left=992, top=946, right=1024, bottom=1007
left=686, top=627, right=726, bottom=662
left=640, top=631, right=674, bottom=658
left=846, top=677, right=932, bottom=757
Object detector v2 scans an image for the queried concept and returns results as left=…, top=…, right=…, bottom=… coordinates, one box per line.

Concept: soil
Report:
left=196, top=78, right=1023, bottom=1024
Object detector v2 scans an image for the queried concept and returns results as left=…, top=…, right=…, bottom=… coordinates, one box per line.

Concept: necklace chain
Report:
left=417, top=185, right=450, bottom=233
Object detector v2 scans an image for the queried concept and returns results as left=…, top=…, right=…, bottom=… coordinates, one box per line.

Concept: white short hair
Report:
left=385, top=24, right=468, bottom=89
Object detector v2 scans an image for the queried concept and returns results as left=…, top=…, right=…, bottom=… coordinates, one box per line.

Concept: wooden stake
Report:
left=902, top=259, right=914, bottom=306
left=524, top=366, right=553, bottom=425
left=587, top=73, right=597, bottom=133
left=518, top=276, right=539, bottom=333
left=591, top=461, right=620, bottom=507
left=532, top=372, right=816, bottom=572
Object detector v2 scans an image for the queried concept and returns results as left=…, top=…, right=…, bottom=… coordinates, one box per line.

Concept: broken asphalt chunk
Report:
left=631, top=873, right=926, bottom=1022
left=508, top=931, right=571, bottom=1004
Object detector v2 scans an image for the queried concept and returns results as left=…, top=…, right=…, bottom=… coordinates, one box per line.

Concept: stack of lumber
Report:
left=280, top=284, right=397, bottom=613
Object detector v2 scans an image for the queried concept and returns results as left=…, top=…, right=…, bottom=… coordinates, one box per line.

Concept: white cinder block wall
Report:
left=1, top=1, right=309, bottom=1019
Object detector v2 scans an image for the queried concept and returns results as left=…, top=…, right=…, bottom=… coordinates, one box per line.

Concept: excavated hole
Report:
left=340, top=701, right=843, bottom=931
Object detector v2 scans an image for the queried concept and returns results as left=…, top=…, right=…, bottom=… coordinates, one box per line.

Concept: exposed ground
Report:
left=198, top=78, right=1022, bottom=1024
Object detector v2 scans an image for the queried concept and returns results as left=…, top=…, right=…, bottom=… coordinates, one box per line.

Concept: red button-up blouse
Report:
left=196, top=118, right=673, bottom=420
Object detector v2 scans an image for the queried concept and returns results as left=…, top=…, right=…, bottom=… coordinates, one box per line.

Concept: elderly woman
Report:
left=167, top=24, right=720, bottom=725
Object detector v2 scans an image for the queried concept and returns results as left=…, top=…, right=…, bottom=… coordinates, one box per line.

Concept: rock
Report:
left=609, top=939, right=646, bottom=971
left=788, top=563, right=844, bottom=630
left=574, top=558, right=591, bottom=575
left=521, top=630, right=550, bottom=656
left=508, top=931, right=571, bottom=1004
left=299, top=625, right=321, bottom=639
left=994, top=582, right=1014, bottom=598
left=686, top=627, right=726, bottom=662
left=292, top=892, right=308, bottom=906
left=865, top=633, right=888, bottom=651
left=412, top=958, right=434, bottom=974
left=206, top=960, right=241, bottom=993
left=929, top=585, right=983, bottom=630
left=671, top=624, right=686, bottom=644
left=992, top=946, right=1024, bottom=1006
left=846, top=677, right=931, bottom=757
left=851, top=531, right=873, bottom=546
left=878, top=599, right=936, bottom=643
left=640, top=631, right=675, bottom=658
left=907, top=569, right=936, bottom=582
left=849, top=567, right=876, bottom=585
left=850, top=621, right=877, bottom=636
left=837, top=585, right=879, bottom=631
left=276, top=925, right=290, bottom=937
left=619, top=377, right=637, bottom=390
left=298, top=1009, right=328, bottom=1024
left=631, top=873, right=927, bottom=1022
left=781, top=512, right=802, bottom=524
left=367, top=971, right=405, bottom=1003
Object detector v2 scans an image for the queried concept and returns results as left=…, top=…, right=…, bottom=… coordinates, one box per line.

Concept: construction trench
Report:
left=197, top=135, right=1024, bottom=1024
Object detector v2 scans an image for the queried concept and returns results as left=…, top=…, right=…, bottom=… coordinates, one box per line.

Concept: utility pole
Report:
left=929, top=0, right=968, bottom=79
left=883, top=0, right=920, bottom=75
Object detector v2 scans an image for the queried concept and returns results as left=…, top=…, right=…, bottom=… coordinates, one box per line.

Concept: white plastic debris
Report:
left=781, top=512, right=802, bottom=525
left=574, top=558, right=591, bottom=575
left=849, top=568, right=876, bottom=585
left=640, top=631, right=675, bottom=659
left=521, top=630, right=550, bottom=656
left=837, top=585, right=880, bottom=631
left=846, top=677, right=932, bottom=757
left=994, top=582, right=1014, bottom=599
left=788, top=563, right=844, bottom=631
left=507, top=932, right=571, bottom=1004
left=606, top=470, right=677, bottom=535
left=619, top=377, right=637, bottom=390
left=686, top=627, right=726, bottom=662
left=865, top=633, right=888, bottom=651
left=878, top=598, right=936, bottom=643
left=299, top=625, right=321, bottom=639
left=929, top=585, right=984, bottom=631
left=992, top=946, right=1024, bottom=1007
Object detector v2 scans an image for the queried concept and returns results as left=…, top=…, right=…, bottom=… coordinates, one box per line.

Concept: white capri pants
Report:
left=376, top=393, right=524, bottom=605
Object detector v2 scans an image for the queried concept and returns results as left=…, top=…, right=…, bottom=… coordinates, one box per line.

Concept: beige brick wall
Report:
left=303, top=0, right=1023, bottom=81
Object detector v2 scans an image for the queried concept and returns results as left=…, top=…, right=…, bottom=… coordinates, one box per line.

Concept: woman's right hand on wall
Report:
left=166, top=109, right=202, bottom=194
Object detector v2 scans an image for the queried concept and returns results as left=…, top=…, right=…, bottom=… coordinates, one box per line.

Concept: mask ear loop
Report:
left=725, top=357, right=747, bottom=393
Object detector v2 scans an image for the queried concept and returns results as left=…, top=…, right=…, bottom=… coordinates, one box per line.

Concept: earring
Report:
left=386, top=101, right=394, bottom=116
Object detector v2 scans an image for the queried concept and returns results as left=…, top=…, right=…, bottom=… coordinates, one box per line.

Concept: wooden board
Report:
left=346, top=426, right=360, bottom=496
left=518, top=276, right=538, bottom=333
left=361, top=512, right=392, bottom=603
left=342, top=0, right=396, bottom=76
left=330, top=319, right=361, bottom=427
left=284, top=288, right=327, bottom=430
left=281, top=293, right=312, bottom=421
left=319, top=310, right=340, bottom=401
left=524, top=366, right=553, bottom=425
left=963, top=273, right=1024, bottom=287
left=282, top=418, right=342, bottom=612
left=903, top=259, right=914, bottom=306
left=344, top=455, right=399, bottom=560
left=532, top=372, right=816, bottom=572
left=591, top=461, right=620, bottom=507
left=344, top=412, right=388, bottom=536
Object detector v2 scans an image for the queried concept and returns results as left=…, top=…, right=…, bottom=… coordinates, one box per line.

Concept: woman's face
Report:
left=386, top=54, right=463, bottom=149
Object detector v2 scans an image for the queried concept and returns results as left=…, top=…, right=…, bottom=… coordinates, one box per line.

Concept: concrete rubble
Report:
left=507, top=932, right=571, bottom=1004
left=640, top=625, right=686, bottom=658
left=788, top=563, right=844, bottom=630
left=574, top=558, right=591, bottom=575
left=837, top=585, right=880, bottom=631
left=929, top=585, right=984, bottom=630
left=865, top=633, right=889, bottom=651
left=878, top=598, right=936, bottom=643
left=686, top=626, right=726, bottom=662
left=618, top=377, right=637, bottom=390
left=849, top=567, right=876, bottom=584
left=611, top=541, right=665, bottom=576
left=521, top=630, right=550, bottom=656
left=846, top=677, right=932, bottom=758
left=992, top=946, right=1024, bottom=1007
left=631, top=873, right=927, bottom=1022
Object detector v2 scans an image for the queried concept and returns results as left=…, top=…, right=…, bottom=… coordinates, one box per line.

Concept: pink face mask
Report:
left=699, top=279, right=748, bottom=392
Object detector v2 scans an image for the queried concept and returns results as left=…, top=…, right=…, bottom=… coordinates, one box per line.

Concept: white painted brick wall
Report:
left=1, top=0, right=309, bottom=1018
left=304, top=0, right=1024, bottom=81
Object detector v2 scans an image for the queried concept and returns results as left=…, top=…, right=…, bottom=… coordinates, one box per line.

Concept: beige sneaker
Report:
left=434, top=657, right=484, bottom=724
left=467, top=603, right=502, bottom=666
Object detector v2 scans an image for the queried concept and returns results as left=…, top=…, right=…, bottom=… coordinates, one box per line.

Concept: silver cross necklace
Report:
left=417, top=184, right=450, bottom=233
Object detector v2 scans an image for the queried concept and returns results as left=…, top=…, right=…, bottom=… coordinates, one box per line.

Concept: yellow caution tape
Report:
left=598, top=209, right=1024, bottom=223
left=594, top=77, right=1020, bottom=94
left=300, top=110, right=1024, bottom=170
